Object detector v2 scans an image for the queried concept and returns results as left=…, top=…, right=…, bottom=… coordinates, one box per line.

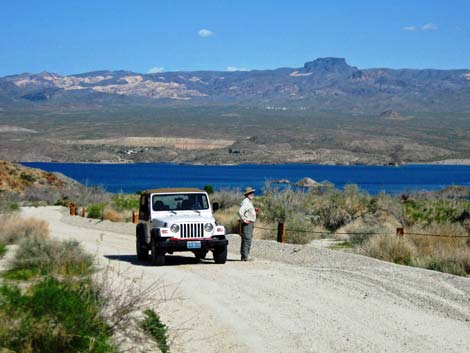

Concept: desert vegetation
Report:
left=0, top=212, right=171, bottom=352
left=212, top=183, right=470, bottom=276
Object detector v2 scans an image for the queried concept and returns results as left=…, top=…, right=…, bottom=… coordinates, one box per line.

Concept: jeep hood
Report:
left=151, top=213, right=215, bottom=225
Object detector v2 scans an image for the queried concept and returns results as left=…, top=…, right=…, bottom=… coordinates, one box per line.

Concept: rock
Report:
left=295, top=177, right=319, bottom=188
left=273, top=179, right=290, bottom=184
left=379, top=109, right=401, bottom=118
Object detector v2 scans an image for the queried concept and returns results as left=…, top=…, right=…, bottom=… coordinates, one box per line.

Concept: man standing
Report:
left=238, top=187, right=257, bottom=261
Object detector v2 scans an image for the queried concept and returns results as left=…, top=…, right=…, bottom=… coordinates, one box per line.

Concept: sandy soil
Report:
left=21, top=207, right=470, bottom=353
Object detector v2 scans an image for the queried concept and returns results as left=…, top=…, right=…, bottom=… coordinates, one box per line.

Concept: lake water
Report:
left=21, top=162, right=470, bottom=195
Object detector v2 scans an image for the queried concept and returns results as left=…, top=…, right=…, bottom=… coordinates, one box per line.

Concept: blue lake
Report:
left=21, top=162, right=470, bottom=195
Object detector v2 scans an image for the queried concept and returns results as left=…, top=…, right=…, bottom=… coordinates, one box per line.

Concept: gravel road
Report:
left=21, top=207, right=470, bottom=353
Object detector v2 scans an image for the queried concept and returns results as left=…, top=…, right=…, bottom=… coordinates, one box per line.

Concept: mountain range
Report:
left=2, top=57, right=470, bottom=113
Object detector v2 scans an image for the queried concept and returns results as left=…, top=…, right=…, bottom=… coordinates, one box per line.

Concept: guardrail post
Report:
left=396, top=227, right=405, bottom=238
left=69, top=203, right=76, bottom=216
left=81, top=207, right=86, bottom=218
left=277, top=222, right=286, bottom=243
left=132, top=211, right=138, bottom=224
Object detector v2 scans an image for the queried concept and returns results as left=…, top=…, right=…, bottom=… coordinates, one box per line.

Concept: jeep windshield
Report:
left=152, top=193, right=209, bottom=211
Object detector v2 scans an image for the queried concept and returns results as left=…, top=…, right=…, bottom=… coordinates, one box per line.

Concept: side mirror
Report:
left=212, top=202, right=219, bottom=212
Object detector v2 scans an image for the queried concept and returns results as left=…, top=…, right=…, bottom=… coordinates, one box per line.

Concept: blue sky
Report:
left=1, top=0, right=469, bottom=76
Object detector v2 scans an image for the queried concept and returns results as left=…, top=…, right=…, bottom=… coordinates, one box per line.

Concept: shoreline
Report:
left=18, top=160, right=470, bottom=167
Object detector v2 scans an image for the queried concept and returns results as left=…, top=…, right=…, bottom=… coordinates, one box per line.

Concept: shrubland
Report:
left=0, top=213, right=171, bottom=352
left=213, top=183, right=470, bottom=276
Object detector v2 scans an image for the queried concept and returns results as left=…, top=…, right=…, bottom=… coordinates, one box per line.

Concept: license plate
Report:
left=187, top=241, right=201, bottom=249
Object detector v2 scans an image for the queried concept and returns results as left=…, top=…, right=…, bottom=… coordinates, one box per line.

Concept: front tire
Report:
left=151, top=237, right=166, bottom=266
left=213, top=245, right=228, bottom=264
left=136, top=233, right=149, bottom=261
left=194, top=250, right=208, bottom=260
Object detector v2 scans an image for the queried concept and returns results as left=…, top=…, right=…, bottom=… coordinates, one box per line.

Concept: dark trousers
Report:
left=241, top=222, right=254, bottom=259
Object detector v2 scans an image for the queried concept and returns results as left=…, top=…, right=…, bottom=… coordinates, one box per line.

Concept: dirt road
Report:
left=21, top=207, right=470, bottom=353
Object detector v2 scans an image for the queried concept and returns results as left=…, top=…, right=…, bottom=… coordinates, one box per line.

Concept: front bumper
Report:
left=155, top=238, right=228, bottom=251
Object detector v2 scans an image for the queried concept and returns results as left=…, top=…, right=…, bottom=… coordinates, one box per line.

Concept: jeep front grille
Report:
left=180, top=223, right=205, bottom=238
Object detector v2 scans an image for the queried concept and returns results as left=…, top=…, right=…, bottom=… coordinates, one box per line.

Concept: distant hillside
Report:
left=2, top=57, right=470, bottom=112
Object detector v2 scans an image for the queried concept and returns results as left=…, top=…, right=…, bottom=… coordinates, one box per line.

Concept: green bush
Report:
left=10, top=237, right=94, bottom=278
left=203, top=184, right=215, bottom=194
left=0, top=243, right=6, bottom=258
left=87, top=203, right=104, bottom=219
left=140, top=309, right=170, bottom=353
left=414, top=256, right=467, bottom=277
left=112, top=194, right=139, bottom=211
left=20, top=172, right=36, bottom=183
left=0, top=277, right=117, bottom=353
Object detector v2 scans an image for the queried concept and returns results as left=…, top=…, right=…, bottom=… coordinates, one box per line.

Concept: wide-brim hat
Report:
left=243, top=186, right=256, bottom=195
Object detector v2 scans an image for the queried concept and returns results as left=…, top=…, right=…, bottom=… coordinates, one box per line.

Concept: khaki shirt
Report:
left=238, top=197, right=256, bottom=223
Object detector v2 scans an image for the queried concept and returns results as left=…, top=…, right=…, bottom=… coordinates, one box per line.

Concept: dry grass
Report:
left=214, top=206, right=240, bottom=234
left=358, top=223, right=470, bottom=276
left=0, top=214, right=49, bottom=244
left=102, top=206, right=125, bottom=222
left=359, top=235, right=417, bottom=265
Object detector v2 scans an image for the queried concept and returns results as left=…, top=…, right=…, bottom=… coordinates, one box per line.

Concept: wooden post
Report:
left=69, top=203, right=76, bottom=216
left=396, top=227, right=405, bottom=238
left=277, top=222, right=286, bottom=243
left=238, top=219, right=243, bottom=236
left=81, top=207, right=87, bottom=218
left=132, top=211, right=138, bottom=224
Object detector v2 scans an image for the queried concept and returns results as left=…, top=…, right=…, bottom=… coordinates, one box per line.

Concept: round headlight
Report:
left=170, top=224, right=180, bottom=233
left=204, top=223, right=214, bottom=232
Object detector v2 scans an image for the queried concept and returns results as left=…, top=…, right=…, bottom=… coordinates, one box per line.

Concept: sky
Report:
left=1, top=0, right=469, bottom=76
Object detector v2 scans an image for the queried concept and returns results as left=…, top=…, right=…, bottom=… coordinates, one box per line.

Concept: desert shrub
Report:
left=203, top=184, right=215, bottom=194
left=404, top=199, right=469, bottom=225
left=214, top=206, right=240, bottom=234
left=20, top=172, right=36, bottom=183
left=87, top=203, right=104, bottom=219
left=348, top=225, right=389, bottom=245
left=374, top=192, right=406, bottom=225
left=0, top=243, right=6, bottom=258
left=359, top=235, right=416, bottom=265
left=413, top=249, right=470, bottom=276
left=311, top=197, right=352, bottom=231
left=211, top=189, right=241, bottom=210
left=285, top=214, right=315, bottom=245
left=102, top=207, right=124, bottom=222
left=71, top=185, right=111, bottom=207
left=0, top=215, right=49, bottom=245
left=260, top=185, right=306, bottom=223
left=0, top=192, right=21, bottom=214
left=0, top=277, right=117, bottom=353
left=140, top=309, right=170, bottom=353
left=9, top=237, right=94, bottom=278
left=112, top=194, right=139, bottom=211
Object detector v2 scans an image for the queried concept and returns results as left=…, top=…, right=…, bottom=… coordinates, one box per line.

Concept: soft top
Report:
left=141, top=188, right=205, bottom=195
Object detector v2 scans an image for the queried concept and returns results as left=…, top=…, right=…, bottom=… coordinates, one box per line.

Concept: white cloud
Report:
left=198, top=29, right=214, bottom=38
left=403, top=23, right=439, bottom=32
left=226, top=66, right=250, bottom=72
left=147, top=67, right=165, bottom=74
left=422, top=23, right=438, bottom=31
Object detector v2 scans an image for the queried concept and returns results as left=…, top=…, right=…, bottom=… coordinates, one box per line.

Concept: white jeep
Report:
left=136, top=188, right=228, bottom=266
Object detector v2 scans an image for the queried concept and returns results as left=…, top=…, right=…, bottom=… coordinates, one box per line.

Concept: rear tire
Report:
left=136, top=231, right=149, bottom=261
left=151, top=237, right=166, bottom=266
left=213, top=245, right=228, bottom=264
